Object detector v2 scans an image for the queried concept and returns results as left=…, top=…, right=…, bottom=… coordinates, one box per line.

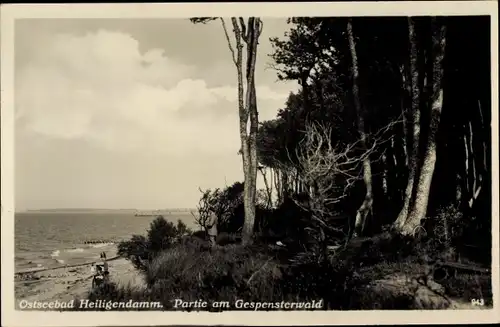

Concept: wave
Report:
left=44, top=243, right=116, bottom=267
left=50, top=243, right=112, bottom=257
left=89, top=242, right=115, bottom=248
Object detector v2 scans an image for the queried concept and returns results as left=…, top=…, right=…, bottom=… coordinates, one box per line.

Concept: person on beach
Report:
left=92, top=253, right=109, bottom=277
left=91, top=252, right=110, bottom=288
left=99, top=252, right=109, bottom=277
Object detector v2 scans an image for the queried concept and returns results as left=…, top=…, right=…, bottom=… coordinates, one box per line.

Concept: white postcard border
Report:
left=1, top=2, right=499, bottom=326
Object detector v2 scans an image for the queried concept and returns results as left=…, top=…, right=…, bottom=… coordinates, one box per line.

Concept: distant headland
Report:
left=19, top=208, right=194, bottom=215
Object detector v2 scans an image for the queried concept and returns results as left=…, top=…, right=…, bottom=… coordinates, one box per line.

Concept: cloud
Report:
left=16, top=29, right=290, bottom=156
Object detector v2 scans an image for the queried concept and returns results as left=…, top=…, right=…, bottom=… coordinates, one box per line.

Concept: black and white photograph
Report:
left=1, top=2, right=499, bottom=326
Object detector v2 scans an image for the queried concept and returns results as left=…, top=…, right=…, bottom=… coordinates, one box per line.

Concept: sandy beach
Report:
left=15, top=245, right=144, bottom=307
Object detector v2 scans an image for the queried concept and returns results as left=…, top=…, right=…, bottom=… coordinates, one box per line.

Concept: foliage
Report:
left=82, top=224, right=494, bottom=311
left=189, top=17, right=218, bottom=24
left=191, top=182, right=245, bottom=235
left=192, top=188, right=221, bottom=234
left=85, top=282, right=156, bottom=311
left=142, top=244, right=284, bottom=310
left=425, top=204, right=465, bottom=254
left=117, top=216, right=191, bottom=271
left=116, top=235, right=149, bottom=271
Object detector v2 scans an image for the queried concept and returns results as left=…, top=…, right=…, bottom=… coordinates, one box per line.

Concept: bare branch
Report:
left=220, top=18, right=238, bottom=67
left=257, top=19, right=264, bottom=38
left=239, top=17, right=248, bottom=43
left=287, top=116, right=403, bottom=252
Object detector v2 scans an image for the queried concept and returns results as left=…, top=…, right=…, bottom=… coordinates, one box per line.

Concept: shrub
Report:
left=92, top=204, right=493, bottom=311
left=191, top=229, right=207, bottom=240
left=88, top=231, right=492, bottom=311
left=142, top=244, right=284, bottom=310
left=147, top=216, right=182, bottom=253
left=215, top=232, right=241, bottom=246
left=174, top=220, right=190, bottom=241
left=438, top=272, right=493, bottom=306
left=118, top=216, right=191, bottom=271
left=82, top=282, right=161, bottom=311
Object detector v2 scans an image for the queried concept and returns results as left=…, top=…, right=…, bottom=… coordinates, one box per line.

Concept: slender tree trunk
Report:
left=259, top=167, right=273, bottom=208
left=347, top=19, right=373, bottom=236
left=401, top=19, right=447, bottom=235
left=394, top=17, right=421, bottom=230
left=269, top=168, right=274, bottom=205
left=400, top=63, right=412, bottom=167
left=282, top=170, right=289, bottom=200
left=468, top=99, right=486, bottom=209
left=462, top=107, right=485, bottom=210
left=463, top=121, right=471, bottom=206
left=294, top=170, right=300, bottom=193
left=242, top=18, right=262, bottom=244
left=393, top=64, right=411, bottom=204
left=213, top=18, right=262, bottom=244
left=227, top=18, right=251, bottom=244
left=383, top=140, right=394, bottom=198
left=273, top=168, right=282, bottom=204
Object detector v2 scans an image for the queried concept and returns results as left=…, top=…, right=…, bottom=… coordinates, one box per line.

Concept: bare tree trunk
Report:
left=463, top=121, right=471, bottom=206
left=463, top=99, right=487, bottom=210
left=394, top=17, right=421, bottom=230
left=269, top=168, right=274, bottom=205
left=198, top=17, right=262, bottom=244
left=282, top=170, right=289, bottom=200
left=401, top=19, right=447, bottom=235
left=273, top=168, right=282, bottom=204
left=347, top=19, right=373, bottom=236
left=467, top=100, right=486, bottom=209
left=225, top=18, right=252, bottom=244
left=466, top=121, right=476, bottom=201
left=400, top=63, right=411, bottom=167
left=241, top=18, right=262, bottom=245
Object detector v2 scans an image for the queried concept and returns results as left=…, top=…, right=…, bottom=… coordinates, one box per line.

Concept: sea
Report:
left=14, top=212, right=197, bottom=273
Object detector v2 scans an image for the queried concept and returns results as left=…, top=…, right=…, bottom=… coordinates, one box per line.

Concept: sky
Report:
left=14, top=18, right=299, bottom=211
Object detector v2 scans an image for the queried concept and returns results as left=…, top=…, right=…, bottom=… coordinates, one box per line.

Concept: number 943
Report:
left=471, top=298, right=485, bottom=306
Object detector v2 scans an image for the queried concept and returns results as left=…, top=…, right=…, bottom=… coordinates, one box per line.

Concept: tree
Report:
left=393, top=17, right=421, bottom=230
left=190, top=17, right=264, bottom=244
left=192, top=183, right=245, bottom=242
left=346, top=18, right=374, bottom=236
left=395, top=18, right=448, bottom=235
left=265, top=16, right=490, bottom=246
left=292, top=121, right=362, bottom=257
left=118, top=216, right=191, bottom=271
left=400, top=19, right=448, bottom=235
left=192, top=188, right=224, bottom=237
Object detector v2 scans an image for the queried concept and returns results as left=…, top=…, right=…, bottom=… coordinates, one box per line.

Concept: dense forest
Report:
left=83, top=16, right=493, bottom=310
left=189, top=15, right=492, bottom=259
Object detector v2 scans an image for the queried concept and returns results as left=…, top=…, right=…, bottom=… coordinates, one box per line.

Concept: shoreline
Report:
left=15, top=255, right=122, bottom=275
left=15, top=245, right=144, bottom=305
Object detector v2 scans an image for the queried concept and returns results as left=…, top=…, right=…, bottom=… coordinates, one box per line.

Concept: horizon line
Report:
left=16, top=207, right=196, bottom=212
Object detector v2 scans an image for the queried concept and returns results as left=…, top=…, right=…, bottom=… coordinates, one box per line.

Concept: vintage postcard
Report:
left=1, top=1, right=499, bottom=326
